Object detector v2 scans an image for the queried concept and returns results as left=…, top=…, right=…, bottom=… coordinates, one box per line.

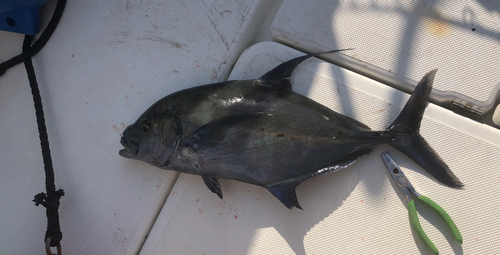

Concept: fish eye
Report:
left=139, top=119, right=151, bottom=132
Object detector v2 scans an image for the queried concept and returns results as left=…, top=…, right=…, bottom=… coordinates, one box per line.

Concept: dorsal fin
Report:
left=259, top=49, right=353, bottom=90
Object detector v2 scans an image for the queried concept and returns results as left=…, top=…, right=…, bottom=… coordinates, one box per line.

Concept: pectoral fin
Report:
left=267, top=181, right=302, bottom=210
left=185, top=114, right=263, bottom=151
left=202, top=175, right=223, bottom=199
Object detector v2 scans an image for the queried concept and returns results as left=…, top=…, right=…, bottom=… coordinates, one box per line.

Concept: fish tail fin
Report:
left=386, top=70, right=463, bottom=188
left=259, top=49, right=353, bottom=90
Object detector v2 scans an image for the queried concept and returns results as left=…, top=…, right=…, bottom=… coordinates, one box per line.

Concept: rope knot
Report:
left=33, top=189, right=65, bottom=247
left=33, top=189, right=65, bottom=208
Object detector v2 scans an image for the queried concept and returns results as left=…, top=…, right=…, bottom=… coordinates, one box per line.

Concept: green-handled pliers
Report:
left=381, top=152, right=462, bottom=255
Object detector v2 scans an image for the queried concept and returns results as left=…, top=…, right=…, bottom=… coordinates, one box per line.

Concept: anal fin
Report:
left=202, top=176, right=223, bottom=199
left=266, top=147, right=375, bottom=210
left=267, top=181, right=302, bottom=210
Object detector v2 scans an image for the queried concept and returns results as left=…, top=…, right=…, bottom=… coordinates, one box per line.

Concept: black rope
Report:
left=0, top=0, right=67, bottom=76
left=0, top=0, right=69, bottom=248
left=23, top=34, right=65, bottom=248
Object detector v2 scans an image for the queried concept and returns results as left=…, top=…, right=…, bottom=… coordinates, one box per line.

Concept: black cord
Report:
left=23, top=34, right=65, bottom=248
left=0, top=0, right=69, bottom=248
left=0, top=0, right=67, bottom=76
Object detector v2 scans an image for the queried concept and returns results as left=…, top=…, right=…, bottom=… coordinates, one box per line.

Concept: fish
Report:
left=119, top=50, right=463, bottom=209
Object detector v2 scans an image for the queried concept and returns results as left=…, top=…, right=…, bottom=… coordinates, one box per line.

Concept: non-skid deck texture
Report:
left=141, top=42, right=500, bottom=254
left=0, top=0, right=258, bottom=254
left=273, top=0, right=500, bottom=103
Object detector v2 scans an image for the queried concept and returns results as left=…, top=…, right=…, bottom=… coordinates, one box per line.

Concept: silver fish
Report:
left=119, top=51, right=462, bottom=209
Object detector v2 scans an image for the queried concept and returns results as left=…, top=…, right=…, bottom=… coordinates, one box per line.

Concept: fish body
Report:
left=120, top=51, right=462, bottom=209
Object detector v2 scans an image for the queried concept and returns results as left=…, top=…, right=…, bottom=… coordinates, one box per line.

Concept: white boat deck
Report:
left=1, top=0, right=499, bottom=254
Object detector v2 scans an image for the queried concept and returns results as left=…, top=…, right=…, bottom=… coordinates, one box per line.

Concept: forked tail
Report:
left=386, top=70, right=463, bottom=188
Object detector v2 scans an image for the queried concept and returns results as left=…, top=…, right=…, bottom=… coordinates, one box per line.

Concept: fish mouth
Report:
left=119, top=136, right=139, bottom=158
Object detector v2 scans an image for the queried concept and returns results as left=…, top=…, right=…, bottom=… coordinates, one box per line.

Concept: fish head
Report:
left=119, top=111, right=182, bottom=167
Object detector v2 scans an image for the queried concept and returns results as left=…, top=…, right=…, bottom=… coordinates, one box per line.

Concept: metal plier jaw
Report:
left=382, top=152, right=421, bottom=203
left=381, top=152, right=463, bottom=255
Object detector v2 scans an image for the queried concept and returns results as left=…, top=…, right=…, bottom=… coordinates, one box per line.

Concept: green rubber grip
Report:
left=408, top=200, right=439, bottom=255
left=417, top=196, right=463, bottom=244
